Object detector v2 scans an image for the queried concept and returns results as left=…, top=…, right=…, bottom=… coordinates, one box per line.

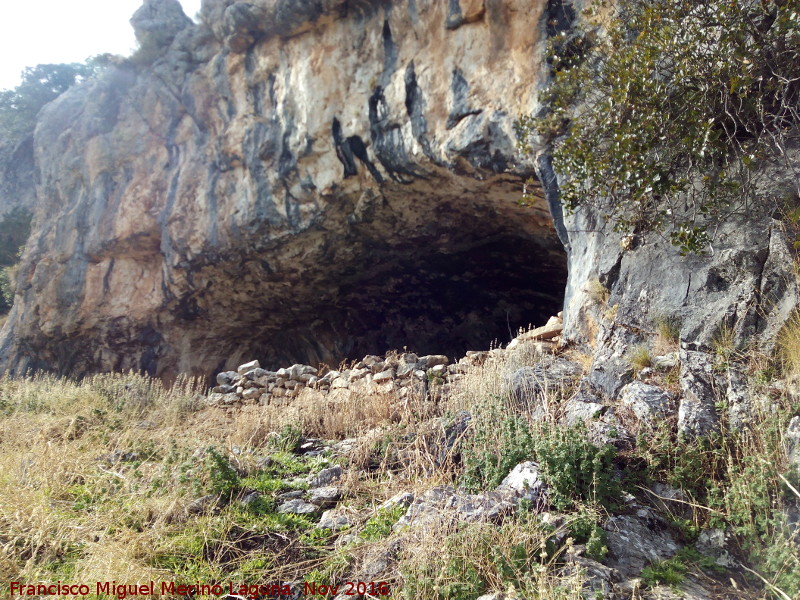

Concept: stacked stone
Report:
left=206, top=313, right=564, bottom=408
left=206, top=352, right=465, bottom=408
left=207, top=360, right=320, bottom=407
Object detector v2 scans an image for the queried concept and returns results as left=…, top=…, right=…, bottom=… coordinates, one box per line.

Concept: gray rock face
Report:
left=561, top=391, right=604, bottom=426
left=620, top=381, right=672, bottom=423
left=604, top=509, right=680, bottom=577
left=678, top=350, right=720, bottom=438
left=0, top=0, right=566, bottom=379
left=394, top=485, right=517, bottom=529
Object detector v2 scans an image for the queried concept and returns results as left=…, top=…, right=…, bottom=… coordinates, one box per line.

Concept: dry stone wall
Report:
left=206, top=313, right=564, bottom=408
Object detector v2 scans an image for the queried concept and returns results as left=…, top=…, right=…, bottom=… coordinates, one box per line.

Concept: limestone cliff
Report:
left=1, top=0, right=796, bottom=383
left=0, top=0, right=568, bottom=378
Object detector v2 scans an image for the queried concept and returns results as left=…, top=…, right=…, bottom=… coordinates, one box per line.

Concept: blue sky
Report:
left=0, top=0, right=203, bottom=91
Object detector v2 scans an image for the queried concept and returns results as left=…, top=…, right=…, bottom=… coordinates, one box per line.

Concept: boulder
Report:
left=604, top=509, right=680, bottom=577
left=278, top=499, right=319, bottom=515
left=620, top=381, right=672, bottom=423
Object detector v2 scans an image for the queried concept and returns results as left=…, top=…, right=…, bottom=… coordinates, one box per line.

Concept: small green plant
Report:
left=462, top=417, right=621, bottom=512
left=359, top=505, right=406, bottom=542
left=271, top=423, right=303, bottom=453
left=642, top=547, right=726, bottom=589
left=569, top=510, right=608, bottom=561
left=532, top=423, right=622, bottom=512
left=641, top=555, right=688, bottom=588
left=205, top=447, right=240, bottom=499
left=461, top=415, right=536, bottom=491
left=711, top=323, right=737, bottom=363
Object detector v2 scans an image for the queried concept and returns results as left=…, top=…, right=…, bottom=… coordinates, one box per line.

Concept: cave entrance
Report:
left=226, top=172, right=569, bottom=370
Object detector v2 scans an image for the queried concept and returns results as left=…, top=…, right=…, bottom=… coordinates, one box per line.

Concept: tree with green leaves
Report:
left=0, top=57, right=109, bottom=146
left=519, top=0, right=800, bottom=253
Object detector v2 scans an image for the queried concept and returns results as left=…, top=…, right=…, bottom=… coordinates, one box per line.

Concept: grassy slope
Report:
left=0, top=335, right=798, bottom=599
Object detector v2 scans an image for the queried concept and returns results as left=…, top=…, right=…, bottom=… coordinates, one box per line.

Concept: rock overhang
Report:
left=0, top=0, right=569, bottom=379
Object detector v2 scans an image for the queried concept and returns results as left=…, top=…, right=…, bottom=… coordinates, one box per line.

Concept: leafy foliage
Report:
left=462, top=416, right=621, bottom=512
left=521, top=0, right=800, bottom=253
left=0, top=61, right=104, bottom=144
left=0, top=206, right=32, bottom=313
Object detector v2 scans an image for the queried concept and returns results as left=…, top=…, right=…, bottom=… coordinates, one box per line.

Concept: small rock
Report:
left=277, top=490, right=305, bottom=501
left=309, top=465, right=342, bottom=487
left=420, top=354, right=449, bottom=368
left=309, top=486, right=341, bottom=508
left=237, top=360, right=260, bottom=374
left=380, top=491, right=415, bottom=510
left=696, top=528, right=737, bottom=569
left=186, top=494, right=219, bottom=515
left=561, top=394, right=605, bottom=426
left=653, top=352, right=679, bottom=369
left=372, top=369, right=394, bottom=383
left=278, top=499, right=318, bottom=515
left=256, top=456, right=274, bottom=469
left=430, top=364, right=447, bottom=376
left=244, top=367, right=269, bottom=380
left=216, top=371, right=238, bottom=386
left=497, top=461, right=546, bottom=506
left=240, top=491, right=261, bottom=506
left=786, top=416, right=800, bottom=470
left=331, top=378, right=349, bottom=390
left=518, top=322, right=562, bottom=341
left=318, top=509, right=352, bottom=530
left=242, top=387, right=263, bottom=400
left=211, top=384, right=235, bottom=394
left=620, top=381, right=672, bottom=422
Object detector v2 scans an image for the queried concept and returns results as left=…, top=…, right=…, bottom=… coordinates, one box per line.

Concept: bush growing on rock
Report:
left=519, top=0, right=800, bottom=253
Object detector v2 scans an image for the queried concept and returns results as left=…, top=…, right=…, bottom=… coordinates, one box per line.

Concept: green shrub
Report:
left=462, top=416, right=621, bottom=512
left=533, top=423, right=622, bottom=512
left=204, top=447, right=240, bottom=499
left=359, top=505, right=406, bottom=542
left=461, top=415, right=536, bottom=492
left=519, top=0, right=800, bottom=253
left=271, top=423, right=303, bottom=453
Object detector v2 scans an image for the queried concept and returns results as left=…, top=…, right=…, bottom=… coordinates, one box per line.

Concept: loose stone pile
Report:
left=206, top=314, right=565, bottom=408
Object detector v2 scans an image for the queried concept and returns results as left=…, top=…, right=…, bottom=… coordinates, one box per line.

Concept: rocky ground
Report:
left=3, top=310, right=796, bottom=599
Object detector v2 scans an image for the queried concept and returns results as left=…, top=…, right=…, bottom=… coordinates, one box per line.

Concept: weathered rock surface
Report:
left=604, top=509, right=680, bottom=577
left=0, top=0, right=567, bottom=379
left=620, top=380, right=672, bottom=423
left=678, top=349, right=720, bottom=439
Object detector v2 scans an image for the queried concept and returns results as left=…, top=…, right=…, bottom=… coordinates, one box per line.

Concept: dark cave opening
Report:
left=242, top=230, right=568, bottom=370
left=197, top=175, right=570, bottom=376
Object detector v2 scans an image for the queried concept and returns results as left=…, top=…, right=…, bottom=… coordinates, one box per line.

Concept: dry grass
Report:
left=627, top=344, right=653, bottom=373
left=0, top=372, right=215, bottom=583
left=586, top=278, right=610, bottom=306
left=653, top=315, right=681, bottom=355
left=777, top=309, right=800, bottom=381
left=398, top=514, right=587, bottom=600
